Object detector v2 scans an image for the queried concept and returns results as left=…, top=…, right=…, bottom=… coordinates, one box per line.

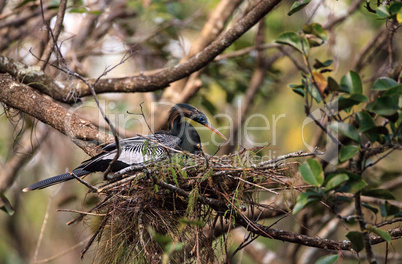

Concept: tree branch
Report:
left=0, top=124, right=49, bottom=192
left=37, top=0, right=68, bottom=70
left=0, top=56, right=78, bottom=104
left=58, top=0, right=282, bottom=98
left=0, top=73, right=113, bottom=154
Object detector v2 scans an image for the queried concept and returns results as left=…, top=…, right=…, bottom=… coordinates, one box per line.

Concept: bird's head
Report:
left=168, top=104, right=227, bottom=140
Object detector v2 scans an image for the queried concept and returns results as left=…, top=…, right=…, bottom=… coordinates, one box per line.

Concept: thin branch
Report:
left=37, top=0, right=68, bottom=70
left=161, top=0, right=244, bottom=103
left=297, top=204, right=355, bottom=264
left=305, top=108, right=343, bottom=146
left=33, top=238, right=91, bottom=264
left=256, top=149, right=322, bottom=167
left=215, top=43, right=281, bottom=61
left=355, top=191, right=378, bottom=264
left=354, top=27, right=388, bottom=73
left=225, top=174, right=278, bottom=195
left=44, top=51, right=133, bottom=177
left=221, top=19, right=271, bottom=154
left=33, top=184, right=63, bottom=263
left=278, top=46, right=309, bottom=74
left=0, top=123, right=49, bottom=192
left=230, top=228, right=278, bottom=264
left=375, top=218, right=402, bottom=228
left=362, top=146, right=401, bottom=173
left=56, top=209, right=107, bottom=217
left=54, top=0, right=283, bottom=99
left=323, top=0, right=364, bottom=30
left=69, top=171, right=98, bottom=192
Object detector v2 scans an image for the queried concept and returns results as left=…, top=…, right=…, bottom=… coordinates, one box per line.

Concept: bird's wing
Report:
left=79, top=134, right=181, bottom=172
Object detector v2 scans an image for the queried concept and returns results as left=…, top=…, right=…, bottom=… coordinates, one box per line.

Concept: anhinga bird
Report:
left=23, top=104, right=226, bottom=192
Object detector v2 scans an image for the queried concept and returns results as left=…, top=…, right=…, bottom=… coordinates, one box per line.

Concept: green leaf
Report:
left=165, top=242, right=184, bottom=252
left=366, top=225, right=391, bottom=242
left=303, top=23, right=328, bottom=47
left=363, top=126, right=390, bottom=143
left=389, top=2, right=402, bottom=15
left=304, top=79, right=322, bottom=103
left=178, top=218, right=204, bottom=227
left=327, top=77, right=340, bottom=92
left=299, top=159, right=324, bottom=187
left=362, top=202, right=379, bottom=214
left=376, top=4, right=390, bottom=18
left=339, top=145, right=359, bottom=162
left=276, top=32, right=309, bottom=54
left=346, top=231, right=364, bottom=253
left=362, top=189, right=395, bottom=200
left=340, top=179, right=368, bottom=194
left=364, top=126, right=389, bottom=136
left=292, top=191, right=321, bottom=214
left=383, top=84, right=402, bottom=96
left=292, top=87, right=305, bottom=97
left=314, top=255, right=339, bottom=264
left=332, top=94, right=368, bottom=112
left=0, top=193, right=15, bottom=216
left=69, top=7, right=88, bottom=13
left=288, top=0, right=312, bottom=16
left=149, top=229, right=172, bottom=246
left=356, top=111, right=376, bottom=133
left=372, top=77, right=398, bottom=91
left=289, top=84, right=305, bottom=97
left=380, top=201, right=399, bottom=217
left=395, top=210, right=402, bottom=217
left=366, top=95, right=400, bottom=116
left=337, top=169, right=361, bottom=180
left=340, top=71, right=362, bottom=94
left=88, top=10, right=102, bottom=15
left=313, top=59, right=333, bottom=69
left=325, top=173, right=349, bottom=191
left=328, top=122, right=361, bottom=143
left=305, top=23, right=328, bottom=42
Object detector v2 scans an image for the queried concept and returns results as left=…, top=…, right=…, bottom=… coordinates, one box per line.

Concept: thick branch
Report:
left=0, top=73, right=113, bottom=154
left=236, top=216, right=402, bottom=252
left=59, top=0, right=282, bottom=98
left=161, top=0, right=244, bottom=102
left=155, top=176, right=400, bottom=253
left=0, top=56, right=76, bottom=104
left=1, top=0, right=281, bottom=105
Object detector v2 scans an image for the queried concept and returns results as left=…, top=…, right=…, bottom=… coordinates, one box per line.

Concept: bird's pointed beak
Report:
left=204, top=122, right=227, bottom=140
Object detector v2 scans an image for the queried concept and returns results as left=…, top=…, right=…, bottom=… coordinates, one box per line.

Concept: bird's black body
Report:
left=23, top=104, right=225, bottom=192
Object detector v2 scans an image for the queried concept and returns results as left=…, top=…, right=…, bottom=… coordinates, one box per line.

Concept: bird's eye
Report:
left=198, top=116, right=206, bottom=124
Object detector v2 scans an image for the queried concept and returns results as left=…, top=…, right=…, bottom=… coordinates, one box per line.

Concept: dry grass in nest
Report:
left=66, top=147, right=303, bottom=263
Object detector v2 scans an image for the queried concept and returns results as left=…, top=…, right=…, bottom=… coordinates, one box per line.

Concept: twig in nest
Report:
left=225, top=174, right=278, bottom=195
left=57, top=208, right=107, bottom=217
left=69, top=171, right=98, bottom=192
left=81, top=212, right=111, bottom=259
left=256, top=149, right=322, bottom=167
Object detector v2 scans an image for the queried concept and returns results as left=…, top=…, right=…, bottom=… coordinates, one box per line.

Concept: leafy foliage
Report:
left=276, top=16, right=401, bottom=259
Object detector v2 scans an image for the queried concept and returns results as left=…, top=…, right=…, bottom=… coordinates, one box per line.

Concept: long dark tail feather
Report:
left=22, top=169, right=91, bottom=192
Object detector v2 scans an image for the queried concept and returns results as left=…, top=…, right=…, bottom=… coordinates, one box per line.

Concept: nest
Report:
left=66, top=147, right=299, bottom=263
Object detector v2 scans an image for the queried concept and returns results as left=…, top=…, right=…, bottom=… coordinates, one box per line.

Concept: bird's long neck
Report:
left=169, top=116, right=185, bottom=137
left=170, top=117, right=201, bottom=154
